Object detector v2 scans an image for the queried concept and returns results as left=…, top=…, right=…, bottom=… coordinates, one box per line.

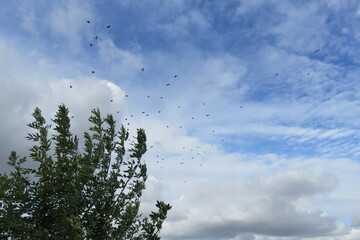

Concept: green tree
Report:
left=0, top=104, right=171, bottom=239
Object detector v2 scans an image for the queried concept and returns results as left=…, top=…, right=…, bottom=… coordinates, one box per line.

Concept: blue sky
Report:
left=1, top=0, right=360, bottom=239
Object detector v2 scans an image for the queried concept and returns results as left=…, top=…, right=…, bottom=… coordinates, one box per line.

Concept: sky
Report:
left=1, top=0, right=360, bottom=239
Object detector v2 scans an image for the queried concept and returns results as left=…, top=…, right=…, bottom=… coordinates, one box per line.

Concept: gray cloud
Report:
left=160, top=171, right=341, bottom=240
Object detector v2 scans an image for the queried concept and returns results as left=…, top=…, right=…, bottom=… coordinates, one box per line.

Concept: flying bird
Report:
left=166, top=83, right=170, bottom=86
left=206, top=114, right=210, bottom=117
left=174, top=75, right=178, bottom=78
left=141, top=68, right=144, bottom=71
left=110, top=100, right=113, bottom=102
left=95, top=36, right=98, bottom=40
left=158, top=110, right=161, bottom=113
left=70, top=85, right=73, bottom=89
left=125, top=95, right=128, bottom=97
left=314, top=49, right=320, bottom=53
left=89, top=43, right=93, bottom=47
left=160, top=97, right=163, bottom=99
left=106, top=25, right=111, bottom=28
left=86, top=20, right=90, bottom=24
left=91, top=71, right=95, bottom=74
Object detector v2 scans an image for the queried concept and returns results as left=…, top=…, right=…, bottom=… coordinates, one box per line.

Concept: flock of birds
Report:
left=68, top=20, right=321, bottom=183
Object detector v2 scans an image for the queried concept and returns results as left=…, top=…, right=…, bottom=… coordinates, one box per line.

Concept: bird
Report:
left=141, top=68, right=144, bottom=71
left=166, top=83, right=170, bottom=86
left=142, top=111, right=145, bottom=114
left=158, top=110, right=161, bottom=113
left=240, top=106, right=243, bottom=108
left=91, top=71, right=95, bottom=74
left=180, top=162, right=184, bottom=165
left=203, top=102, right=205, bottom=105
left=174, top=75, right=178, bottom=78
left=106, top=25, right=111, bottom=28
left=70, top=85, right=73, bottom=89
left=160, top=97, right=163, bottom=99
left=147, top=96, right=150, bottom=98
left=191, top=117, right=194, bottom=119
left=166, top=126, right=169, bottom=128
left=95, top=36, right=98, bottom=40
left=275, top=73, right=279, bottom=76
left=314, top=49, right=320, bottom=53
left=117, top=111, right=120, bottom=113
left=110, top=100, right=113, bottom=102
left=125, top=95, right=128, bottom=97
left=71, top=116, right=74, bottom=118
left=150, top=146, right=154, bottom=148
left=86, top=20, right=90, bottom=24
left=178, top=106, right=181, bottom=108
left=89, top=43, right=93, bottom=47
left=206, top=114, right=210, bottom=117
left=146, top=114, right=149, bottom=116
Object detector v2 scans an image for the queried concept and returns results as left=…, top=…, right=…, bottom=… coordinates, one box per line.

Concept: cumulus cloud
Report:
left=160, top=171, right=341, bottom=240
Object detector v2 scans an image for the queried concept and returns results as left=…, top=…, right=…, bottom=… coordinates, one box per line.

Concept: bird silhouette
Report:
left=206, top=114, right=210, bottom=117
left=314, top=49, right=320, bottom=53
left=106, top=25, right=111, bottom=28
left=89, top=43, right=93, bottom=47
left=95, top=36, right=98, bottom=40
left=70, top=85, right=73, bottom=89
left=166, top=83, right=170, bottom=86
left=91, top=71, right=95, bottom=74
left=174, top=75, right=178, bottom=78
left=86, top=20, right=90, bottom=24
left=141, top=68, right=144, bottom=71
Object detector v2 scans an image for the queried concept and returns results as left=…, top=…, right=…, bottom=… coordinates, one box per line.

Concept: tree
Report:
left=0, top=104, right=171, bottom=239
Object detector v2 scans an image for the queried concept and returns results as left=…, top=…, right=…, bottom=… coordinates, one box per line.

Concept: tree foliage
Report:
left=0, top=104, right=171, bottom=239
